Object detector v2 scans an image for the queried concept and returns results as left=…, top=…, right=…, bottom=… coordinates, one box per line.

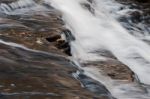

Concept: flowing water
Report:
left=0, top=0, right=150, bottom=99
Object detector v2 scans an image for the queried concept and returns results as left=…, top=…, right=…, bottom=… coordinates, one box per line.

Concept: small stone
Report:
left=36, top=38, right=43, bottom=45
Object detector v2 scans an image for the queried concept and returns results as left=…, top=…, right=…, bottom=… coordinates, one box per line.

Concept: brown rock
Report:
left=83, top=60, right=134, bottom=82
left=0, top=1, right=110, bottom=99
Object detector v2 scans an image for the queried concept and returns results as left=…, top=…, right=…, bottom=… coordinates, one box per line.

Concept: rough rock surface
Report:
left=0, top=0, right=113, bottom=99
left=1, top=0, right=148, bottom=98
left=0, top=42, right=107, bottom=99
left=83, top=60, right=134, bottom=81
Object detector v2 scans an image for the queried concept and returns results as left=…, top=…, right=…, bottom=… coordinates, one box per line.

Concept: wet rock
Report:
left=81, top=2, right=95, bottom=14
left=74, top=72, right=111, bottom=96
left=129, top=11, right=142, bottom=23
left=0, top=42, right=107, bottom=99
left=83, top=60, right=134, bottom=82
left=63, top=47, right=71, bottom=56
left=0, top=1, right=111, bottom=99
left=55, top=41, right=71, bottom=56
left=0, top=7, right=68, bottom=55
left=62, top=29, right=75, bottom=42
left=135, top=0, right=150, bottom=3
left=56, top=41, right=70, bottom=49
left=46, top=34, right=61, bottom=42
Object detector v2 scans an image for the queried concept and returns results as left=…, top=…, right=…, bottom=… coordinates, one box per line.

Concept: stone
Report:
left=83, top=60, right=134, bottom=82
left=0, top=1, right=110, bottom=99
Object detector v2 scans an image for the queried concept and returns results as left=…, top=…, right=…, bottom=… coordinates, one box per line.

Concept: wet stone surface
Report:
left=0, top=0, right=112, bottom=99
left=0, top=43, right=102, bottom=99
left=0, top=0, right=146, bottom=98
left=83, top=59, right=134, bottom=81
left=0, top=4, right=68, bottom=55
left=0, top=41, right=112, bottom=99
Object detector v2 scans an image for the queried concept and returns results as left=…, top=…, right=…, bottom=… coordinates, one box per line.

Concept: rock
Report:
left=0, top=1, right=110, bottom=99
left=0, top=42, right=109, bottom=99
left=83, top=60, right=134, bottom=82
left=62, top=29, right=75, bottom=42
left=135, top=0, right=150, bottom=3
left=74, top=72, right=111, bottom=95
left=129, top=11, right=142, bottom=23
left=0, top=6, right=68, bottom=55
left=81, top=2, right=95, bottom=14
left=46, top=34, right=61, bottom=42
left=63, top=47, right=72, bottom=56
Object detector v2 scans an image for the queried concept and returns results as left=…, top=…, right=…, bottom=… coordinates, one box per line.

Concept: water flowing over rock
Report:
left=0, top=0, right=150, bottom=99
left=0, top=0, right=115, bottom=99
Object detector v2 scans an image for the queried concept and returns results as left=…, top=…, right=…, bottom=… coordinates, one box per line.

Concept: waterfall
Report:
left=0, top=0, right=150, bottom=98
left=46, top=0, right=150, bottom=98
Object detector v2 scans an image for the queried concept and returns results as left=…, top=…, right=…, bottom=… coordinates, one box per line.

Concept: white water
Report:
left=0, top=0, right=48, bottom=15
left=46, top=0, right=150, bottom=98
left=47, top=0, right=150, bottom=85
left=0, top=0, right=150, bottom=98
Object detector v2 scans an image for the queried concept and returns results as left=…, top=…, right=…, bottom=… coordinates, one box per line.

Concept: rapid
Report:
left=0, top=0, right=150, bottom=99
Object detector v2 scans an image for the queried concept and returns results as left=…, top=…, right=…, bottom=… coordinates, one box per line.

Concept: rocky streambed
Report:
left=0, top=0, right=149, bottom=99
left=0, top=0, right=115, bottom=99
